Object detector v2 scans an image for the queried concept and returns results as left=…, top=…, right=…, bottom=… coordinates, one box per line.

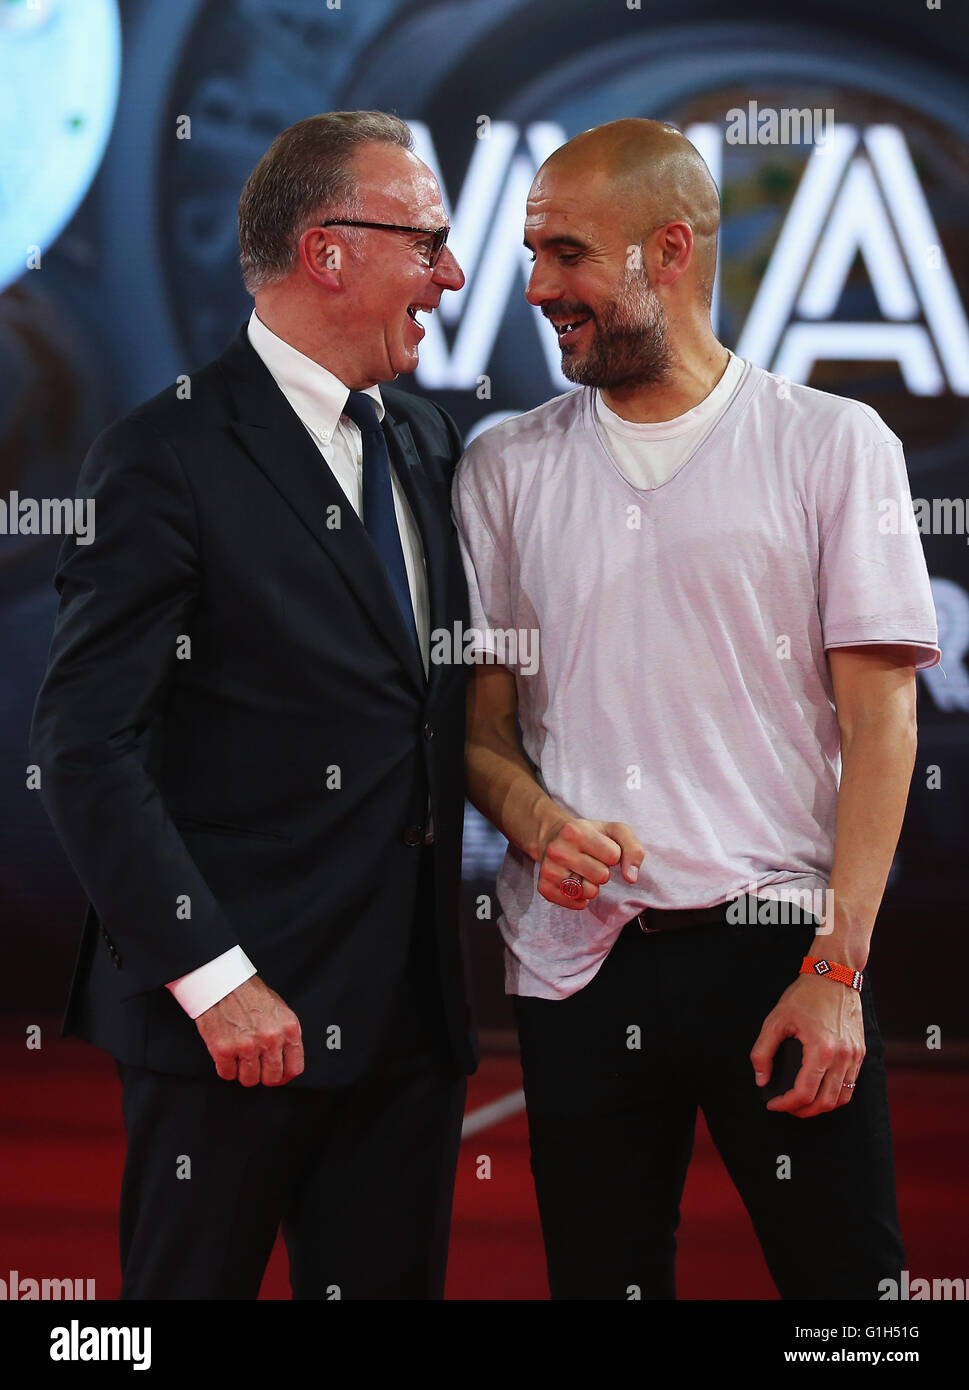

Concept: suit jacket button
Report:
left=423, top=721, right=434, bottom=741
left=403, top=825, right=425, bottom=846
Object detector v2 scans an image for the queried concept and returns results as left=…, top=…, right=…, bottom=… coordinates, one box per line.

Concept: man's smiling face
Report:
left=524, top=164, right=672, bottom=390
left=330, top=142, right=464, bottom=385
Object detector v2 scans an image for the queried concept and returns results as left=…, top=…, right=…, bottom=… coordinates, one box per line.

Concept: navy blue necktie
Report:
left=341, top=391, right=420, bottom=651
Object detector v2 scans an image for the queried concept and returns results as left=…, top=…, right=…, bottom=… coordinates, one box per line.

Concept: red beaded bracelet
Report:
left=800, top=956, right=864, bottom=992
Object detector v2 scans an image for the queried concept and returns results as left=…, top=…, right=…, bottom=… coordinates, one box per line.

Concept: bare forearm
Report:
left=821, top=712, right=918, bottom=970
left=466, top=719, right=565, bottom=863
left=465, top=669, right=645, bottom=903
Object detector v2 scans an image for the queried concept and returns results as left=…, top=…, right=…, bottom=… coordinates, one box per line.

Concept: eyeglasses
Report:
left=320, top=220, right=450, bottom=267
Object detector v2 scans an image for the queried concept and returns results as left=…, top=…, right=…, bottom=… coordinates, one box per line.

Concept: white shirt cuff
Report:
left=166, top=945, right=258, bottom=1019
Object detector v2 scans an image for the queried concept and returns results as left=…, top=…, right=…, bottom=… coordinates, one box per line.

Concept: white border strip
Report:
left=461, top=1088, right=526, bottom=1139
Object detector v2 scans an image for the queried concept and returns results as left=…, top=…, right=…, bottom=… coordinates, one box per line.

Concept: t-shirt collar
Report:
left=595, top=351, right=743, bottom=439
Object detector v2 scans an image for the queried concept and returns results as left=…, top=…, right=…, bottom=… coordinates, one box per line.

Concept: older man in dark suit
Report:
left=30, top=111, right=476, bottom=1300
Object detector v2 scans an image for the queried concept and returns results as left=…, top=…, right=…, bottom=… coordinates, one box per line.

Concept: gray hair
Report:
left=238, top=111, right=415, bottom=294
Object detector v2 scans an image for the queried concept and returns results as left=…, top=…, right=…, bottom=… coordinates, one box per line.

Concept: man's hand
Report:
left=750, top=976, right=865, bottom=1117
left=463, top=666, right=645, bottom=906
left=536, top=817, right=644, bottom=909
left=195, top=976, right=304, bottom=1086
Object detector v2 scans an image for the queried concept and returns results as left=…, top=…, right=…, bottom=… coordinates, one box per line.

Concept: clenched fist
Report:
left=195, top=975, right=304, bottom=1086
left=536, top=817, right=644, bottom=909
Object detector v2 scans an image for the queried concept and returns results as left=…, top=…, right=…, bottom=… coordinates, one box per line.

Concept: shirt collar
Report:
left=594, top=351, right=743, bottom=438
left=247, top=309, right=384, bottom=444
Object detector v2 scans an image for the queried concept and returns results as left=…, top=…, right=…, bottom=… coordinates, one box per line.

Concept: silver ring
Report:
left=560, top=874, right=583, bottom=899
left=842, top=1081, right=856, bottom=1089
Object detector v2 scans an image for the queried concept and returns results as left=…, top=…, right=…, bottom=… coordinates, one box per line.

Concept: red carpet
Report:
left=1, top=1030, right=965, bottom=1300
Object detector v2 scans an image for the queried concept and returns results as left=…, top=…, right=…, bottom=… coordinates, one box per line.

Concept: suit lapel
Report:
left=383, top=414, right=448, bottom=659
left=219, top=328, right=428, bottom=693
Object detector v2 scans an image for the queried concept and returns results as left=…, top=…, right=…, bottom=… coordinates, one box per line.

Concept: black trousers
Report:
left=116, top=850, right=467, bottom=1300
left=513, top=913, right=905, bottom=1301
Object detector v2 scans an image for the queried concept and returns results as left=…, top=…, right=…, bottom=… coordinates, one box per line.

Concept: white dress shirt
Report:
left=167, top=309, right=431, bottom=1019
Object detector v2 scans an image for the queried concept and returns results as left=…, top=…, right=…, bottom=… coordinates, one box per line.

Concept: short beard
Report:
left=557, top=266, right=673, bottom=390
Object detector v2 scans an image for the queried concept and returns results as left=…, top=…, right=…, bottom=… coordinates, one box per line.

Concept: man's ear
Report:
left=649, top=221, right=694, bottom=289
left=297, top=227, right=345, bottom=290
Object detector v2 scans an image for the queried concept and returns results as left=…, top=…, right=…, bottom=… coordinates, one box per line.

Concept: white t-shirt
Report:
left=595, top=350, right=746, bottom=488
left=452, top=359, right=941, bottom=1000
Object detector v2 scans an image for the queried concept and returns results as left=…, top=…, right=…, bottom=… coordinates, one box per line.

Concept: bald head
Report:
left=534, top=118, right=720, bottom=303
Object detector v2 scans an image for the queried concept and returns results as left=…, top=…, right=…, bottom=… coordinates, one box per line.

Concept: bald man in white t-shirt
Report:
left=454, top=119, right=938, bottom=1300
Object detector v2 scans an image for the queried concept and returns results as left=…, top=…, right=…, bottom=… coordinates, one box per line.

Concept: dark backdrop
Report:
left=2, top=0, right=967, bottom=1042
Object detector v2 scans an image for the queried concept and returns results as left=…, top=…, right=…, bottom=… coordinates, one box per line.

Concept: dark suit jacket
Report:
left=30, top=325, right=478, bottom=1087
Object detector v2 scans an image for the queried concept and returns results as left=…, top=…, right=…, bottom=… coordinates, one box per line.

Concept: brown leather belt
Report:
left=632, top=895, right=819, bottom=933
